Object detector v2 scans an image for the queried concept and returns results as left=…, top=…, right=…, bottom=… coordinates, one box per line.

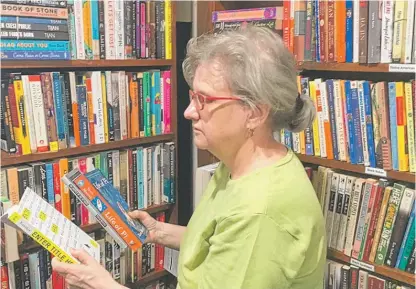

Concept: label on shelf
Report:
left=388, top=64, right=416, bottom=73
left=365, top=167, right=387, bottom=177
left=350, top=258, right=375, bottom=272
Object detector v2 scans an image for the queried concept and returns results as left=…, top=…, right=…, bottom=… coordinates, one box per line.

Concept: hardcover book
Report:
left=1, top=187, right=100, bottom=264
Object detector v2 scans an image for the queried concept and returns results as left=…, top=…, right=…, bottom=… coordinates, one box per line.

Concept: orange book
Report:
left=59, top=158, right=71, bottom=220
left=283, top=0, right=291, bottom=50
left=336, top=0, right=346, bottom=62
left=64, top=169, right=148, bottom=252
left=70, top=74, right=81, bottom=147
left=294, top=0, right=306, bottom=61
left=289, top=0, right=295, bottom=54
left=130, top=74, right=140, bottom=138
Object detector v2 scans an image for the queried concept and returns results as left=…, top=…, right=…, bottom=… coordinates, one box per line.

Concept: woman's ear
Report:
left=246, top=104, right=271, bottom=130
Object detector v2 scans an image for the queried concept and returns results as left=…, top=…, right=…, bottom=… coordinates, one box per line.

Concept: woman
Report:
left=52, top=26, right=327, bottom=289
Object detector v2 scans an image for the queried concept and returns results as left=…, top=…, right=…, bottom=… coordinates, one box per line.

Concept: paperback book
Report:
left=62, top=168, right=148, bottom=252
left=1, top=187, right=100, bottom=264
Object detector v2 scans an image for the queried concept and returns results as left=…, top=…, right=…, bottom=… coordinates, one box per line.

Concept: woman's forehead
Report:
left=194, top=62, right=230, bottom=93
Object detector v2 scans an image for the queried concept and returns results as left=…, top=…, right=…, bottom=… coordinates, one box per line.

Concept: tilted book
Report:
left=1, top=187, right=100, bottom=264
left=62, top=168, right=148, bottom=252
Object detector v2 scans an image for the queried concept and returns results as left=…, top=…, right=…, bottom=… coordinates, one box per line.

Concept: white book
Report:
left=153, top=145, right=161, bottom=205
left=315, top=78, right=327, bottom=158
left=333, top=80, right=347, bottom=161
left=119, top=72, right=127, bottom=140
left=74, top=0, right=85, bottom=60
left=27, top=75, right=49, bottom=152
left=357, top=81, right=369, bottom=166
left=115, top=0, right=124, bottom=59
left=353, top=0, right=360, bottom=63
left=91, top=71, right=105, bottom=144
left=21, top=75, right=37, bottom=153
left=142, top=148, right=148, bottom=208
left=292, top=133, right=301, bottom=153
left=104, top=0, right=116, bottom=60
left=1, top=187, right=100, bottom=263
left=381, top=0, right=394, bottom=63
left=344, top=178, right=365, bottom=256
left=405, top=0, right=415, bottom=63
left=112, top=150, right=120, bottom=191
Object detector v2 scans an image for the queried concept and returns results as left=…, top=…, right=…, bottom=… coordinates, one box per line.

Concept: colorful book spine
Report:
left=363, top=81, right=376, bottom=167
left=405, top=82, right=416, bottom=172
left=395, top=82, right=409, bottom=171
left=388, top=82, right=399, bottom=171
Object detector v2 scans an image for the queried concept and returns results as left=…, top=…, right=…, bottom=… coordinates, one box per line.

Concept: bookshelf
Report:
left=0, top=0, right=179, bottom=288
left=327, top=249, right=415, bottom=286
left=196, top=1, right=416, bottom=288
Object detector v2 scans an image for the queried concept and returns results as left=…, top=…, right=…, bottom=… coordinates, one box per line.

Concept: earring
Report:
left=247, top=128, right=254, bottom=138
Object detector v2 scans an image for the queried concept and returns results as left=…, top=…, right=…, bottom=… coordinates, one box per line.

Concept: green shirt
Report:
left=177, top=149, right=327, bottom=289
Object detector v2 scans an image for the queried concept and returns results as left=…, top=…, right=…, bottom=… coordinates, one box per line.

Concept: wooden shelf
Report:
left=19, top=203, right=173, bottom=251
left=297, top=154, right=415, bottom=183
left=1, top=134, right=174, bottom=167
left=0, top=59, right=173, bottom=70
left=296, top=62, right=415, bottom=73
left=327, top=249, right=415, bottom=286
left=129, top=269, right=171, bottom=288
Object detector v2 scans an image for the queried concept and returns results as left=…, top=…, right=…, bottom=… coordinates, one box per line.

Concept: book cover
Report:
left=1, top=187, right=100, bottom=264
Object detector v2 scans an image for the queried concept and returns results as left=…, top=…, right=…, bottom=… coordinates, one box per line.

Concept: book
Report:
left=62, top=168, right=148, bottom=252
left=1, top=187, right=100, bottom=264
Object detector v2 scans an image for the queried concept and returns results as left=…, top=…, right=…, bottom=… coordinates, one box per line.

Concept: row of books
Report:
left=212, top=0, right=416, bottom=64
left=0, top=214, right=167, bottom=289
left=0, top=1, right=70, bottom=61
left=0, top=143, right=176, bottom=236
left=0, top=69, right=172, bottom=155
left=324, top=259, right=412, bottom=289
left=276, top=77, right=416, bottom=173
left=307, top=166, right=415, bottom=274
left=0, top=0, right=172, bottom=60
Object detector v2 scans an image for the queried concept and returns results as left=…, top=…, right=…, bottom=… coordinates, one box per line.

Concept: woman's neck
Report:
left=217, top=132, right=288, bottom=180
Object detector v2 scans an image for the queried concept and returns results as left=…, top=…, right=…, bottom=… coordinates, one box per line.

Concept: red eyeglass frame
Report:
left=189, top=89, right=241, bottom=110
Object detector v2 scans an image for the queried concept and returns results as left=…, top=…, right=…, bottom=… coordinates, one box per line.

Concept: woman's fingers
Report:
left=51, top=257, right=81, bottom=276
left=70, top=248, right=96, bottom=266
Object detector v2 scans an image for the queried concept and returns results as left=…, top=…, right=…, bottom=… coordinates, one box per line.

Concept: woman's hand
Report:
left=51, top=248, right=126, bottom=289
left=128, top=210, right=164, bottom=244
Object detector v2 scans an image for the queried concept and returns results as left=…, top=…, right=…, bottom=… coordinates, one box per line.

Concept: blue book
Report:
left=388, top=82, right=399, bottom=171
left=314, top=0, right=320, bottom=62
left=351, top=82, right=364, bottom=164
left=396, top=205, right=415, bottom=269
left=0, top=40, right=69, bottom=51
left=52, top=72, right=66, bottom=146
left=85, top=169, right=148, bottom=247
left=363, top=81, right=376, bottom=167
left=0, top=16, right=68, bottom=25
left=345, top=0, right=354, bottom=62
left=344, top=81, right=356, bottom=164
left=1, top=50, right=70, bottom=60
left=45, top=163, right=55, bottom=206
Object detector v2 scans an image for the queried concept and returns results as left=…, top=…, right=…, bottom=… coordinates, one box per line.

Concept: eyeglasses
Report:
left=189, top=89, right=241, bottom=110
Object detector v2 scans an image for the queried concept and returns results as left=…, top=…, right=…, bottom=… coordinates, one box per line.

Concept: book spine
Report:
left=380, top=0, right=394, bottom=63
left=405, top=82, right=416, bottom=172
left=367, top=0, right=382, bottom=63
left=385, top=188, right=414, bottom=267
left=164, top=0, right=171, bottom=59
left=73, top=0, right=85, bottom=59
left=404, top=0, right=415, bottom=63
left=62, top=73, right=73, bottom=148
left=2, top=0, right=67, bottom=8
left=388, top=82, right=399, bottom=170
left=0, top=29, right=69, bottom=40
left=98, top=0, right=105, bottom=59
left=396, top=82, right=409, bottom=171
left=392, top=0, right=406, bottom=63
left=334, top=80, right=346, bottom=161
left=104, top=0, right=116, bottom=59
left=375, top=183, right=405, bottom=265
left=369, top=186, right=392, bottom=262
left=363, top=81, right=376, bottom=167
left=90, top=0, right=99, bottom=60
left=21, top=75, right=38, bottom=154
left=358, top=0, right=368, bottom=63
left=358, top=81, right=369, bottom=166
left=397, top=205, right=415, bottom=269
left=68, top=1, right=76, bottom=59
left=352, top=0, right=360, bottom=62
left=0, top=21, right=68, bottom=31
left=0, top=3, right=68, bottom=19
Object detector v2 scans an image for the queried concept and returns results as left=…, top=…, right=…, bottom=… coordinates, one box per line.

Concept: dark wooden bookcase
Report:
left=0, top=2, right=179, bottom=287
left=196, top=1, right=416, bottom=287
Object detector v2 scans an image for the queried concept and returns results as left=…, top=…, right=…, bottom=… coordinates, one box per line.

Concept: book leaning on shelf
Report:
left=0, top=187, right=100, bottom=264
left=62, top=168, right=148, bottom=252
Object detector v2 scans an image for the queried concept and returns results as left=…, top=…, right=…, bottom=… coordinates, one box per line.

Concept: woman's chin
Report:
left=193, top=134, right=209, bottom=150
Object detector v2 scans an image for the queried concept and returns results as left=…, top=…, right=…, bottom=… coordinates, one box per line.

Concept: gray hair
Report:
left=182, top=25, right=315, bottom=133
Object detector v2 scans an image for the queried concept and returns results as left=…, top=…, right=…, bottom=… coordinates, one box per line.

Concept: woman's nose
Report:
left=184, top=100, right=199, bottom=120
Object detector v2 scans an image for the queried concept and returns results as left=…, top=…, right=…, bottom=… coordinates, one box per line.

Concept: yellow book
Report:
left=309, top=81, right=321, bottom=157
left=101, top=73, right=109, bottom=143
left=392, top=0, right=407, bottom=63
left=83, top=0, right=93, bottom=60
left=164, top=0, right=172, bottom=59
left=12, top=76, right=31, bottom=155
left=59, top=158, right=71, bottom=220
left=395, top=82, right=409, bottom=171
left=405, top=82, right=415, bottom=172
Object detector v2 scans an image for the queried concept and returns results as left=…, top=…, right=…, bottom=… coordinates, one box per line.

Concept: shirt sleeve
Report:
left=198, top=213, right=305, bottom=289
